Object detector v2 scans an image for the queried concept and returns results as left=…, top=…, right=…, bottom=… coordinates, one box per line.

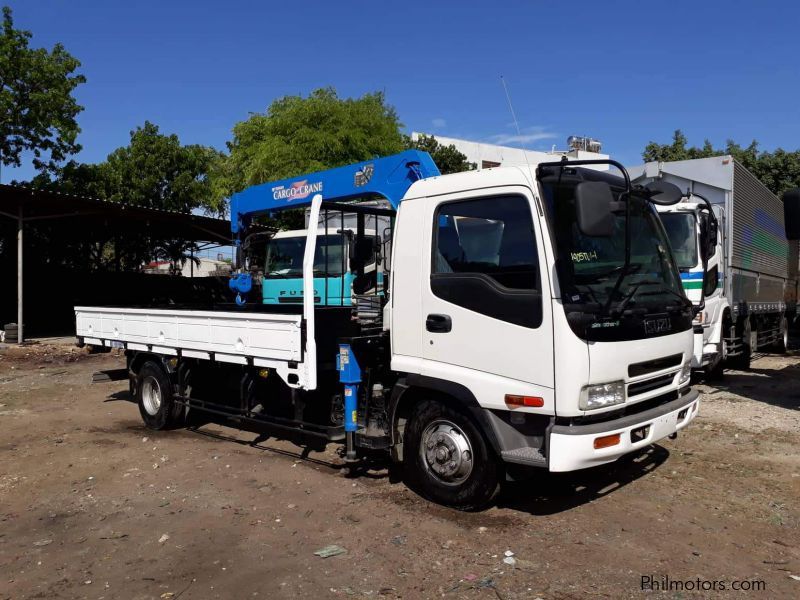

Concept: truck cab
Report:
left=657, top=201, right=726, bottom=372
left=262, top=228, right=383, bottom=305
left=389, top=161, right=698, bottom=488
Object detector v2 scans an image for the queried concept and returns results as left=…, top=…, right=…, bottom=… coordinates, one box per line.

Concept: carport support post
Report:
left=17, top=204, right=23, bottom=344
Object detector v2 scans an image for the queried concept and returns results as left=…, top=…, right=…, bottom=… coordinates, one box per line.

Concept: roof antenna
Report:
left=500, top=76, right=533, bottom=173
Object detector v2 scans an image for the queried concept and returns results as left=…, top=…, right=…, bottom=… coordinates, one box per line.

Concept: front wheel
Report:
left=728, top=318, right=754, bottom=370
left=403, top=399, right=501, bottom=511
left=704, top=348, right=725, bottom=380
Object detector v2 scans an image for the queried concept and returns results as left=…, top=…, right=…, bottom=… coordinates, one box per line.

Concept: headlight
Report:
left=579, top=381, right=625, bottom=410
left=679, top=362, right=692, bottom=385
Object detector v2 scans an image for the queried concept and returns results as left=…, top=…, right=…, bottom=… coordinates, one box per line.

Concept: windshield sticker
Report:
left=589, top=320, right=620, bottom=329
left=272, top=180, right=323, bottom=201
left=571, top=250, right=598, bottom=263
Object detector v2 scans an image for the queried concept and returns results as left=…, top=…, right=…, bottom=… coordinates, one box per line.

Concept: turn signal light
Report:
left=504, top=394, right=544, bottom=408
left=593, top=433, right=621, bottom=449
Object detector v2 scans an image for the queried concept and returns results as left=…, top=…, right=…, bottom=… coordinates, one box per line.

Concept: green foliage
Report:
left=36, top=121, right=224, bottom=214
left=0, top=6, right=85, bottom=174
left=212, top=88, right=406, bottom=223
left=29, top=159, right=104, bottom=196
left=28, top=122, right=223, bottom=272
left=404, top=133, right=475, bottom=175
left=643, top=129, right=800, bottom=197
left=99, top=121, right=224, bottom=213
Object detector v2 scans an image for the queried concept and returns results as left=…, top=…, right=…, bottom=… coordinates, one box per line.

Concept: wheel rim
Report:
left=142, top=376, right=162, bottom=416
left=420, top=420, right=474, bottom=486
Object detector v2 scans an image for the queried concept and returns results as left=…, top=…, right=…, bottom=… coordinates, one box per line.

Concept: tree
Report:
left=28, top=159, right=105, bottom=196
left=26, top=122, right=223, bottom=272
left=0, top=6, right=85, bottom=176
left=642, top=129, right=800, bottom=197
left=36, top=121, right=224, bottom=214
left=212, top=88, right=406, bottom=209
left=404, top=133, right=475, bottom=174
left=99, top=121, right=224, bottom=214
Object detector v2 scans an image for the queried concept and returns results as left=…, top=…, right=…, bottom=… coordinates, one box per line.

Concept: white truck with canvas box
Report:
left=77, top=151, right=702, bottom=509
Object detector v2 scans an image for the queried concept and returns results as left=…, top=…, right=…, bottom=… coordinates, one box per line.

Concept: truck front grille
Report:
left=627, top=373, right=675, bottom=397
left=628, top=354, right=682, bottom=377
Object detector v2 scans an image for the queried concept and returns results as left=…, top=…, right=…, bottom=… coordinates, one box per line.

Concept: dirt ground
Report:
left=1, top=344, right=799, bottom=600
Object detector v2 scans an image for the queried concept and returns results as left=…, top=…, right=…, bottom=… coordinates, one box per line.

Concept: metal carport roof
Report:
left=0, top=184, right=234, bottom=344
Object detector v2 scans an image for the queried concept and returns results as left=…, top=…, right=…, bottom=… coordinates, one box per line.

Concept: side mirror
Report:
left=574, top=181, right=615, bottom=237
left=707, top=219, right=718, bottom=254
left=783, top=188, right=800, bottom=240
left=645, top=180, right=684, bottom=205
left=349, top=237, right=375, bottom=271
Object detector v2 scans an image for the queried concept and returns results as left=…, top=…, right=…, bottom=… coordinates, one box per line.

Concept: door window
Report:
left=431, top=195, right=541, bottom=328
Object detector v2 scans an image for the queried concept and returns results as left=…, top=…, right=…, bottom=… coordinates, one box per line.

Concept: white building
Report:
left=412, top=133, right=609, bottom=170
left=143, top=256, right=230, bottom=277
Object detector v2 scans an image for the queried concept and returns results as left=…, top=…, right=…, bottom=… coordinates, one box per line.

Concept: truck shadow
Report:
left=105, top=388, right=672, bottom=510
left=497, top=445, right=670, bottom=516
left=698, top=360, right=800, bottom=412
left=104, top=389, right=366, bottom=474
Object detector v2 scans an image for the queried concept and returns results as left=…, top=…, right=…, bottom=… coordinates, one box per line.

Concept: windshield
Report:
left=265, top=234, right=347, bottom=278
left=539, top=172, right=690, bottom=341
left=660, top=212, right=698, bottom=270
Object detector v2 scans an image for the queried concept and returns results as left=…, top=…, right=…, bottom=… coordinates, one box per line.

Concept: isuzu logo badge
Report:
left=644, top=317, right=671, bottom=335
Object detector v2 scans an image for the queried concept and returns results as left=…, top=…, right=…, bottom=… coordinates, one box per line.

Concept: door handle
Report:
left=426, top=313, right=452, bottom=333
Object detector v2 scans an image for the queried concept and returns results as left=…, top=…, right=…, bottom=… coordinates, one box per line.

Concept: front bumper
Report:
left=547, top=389, right=700, bottom=472
left=690, top=325, right=720, bottom=369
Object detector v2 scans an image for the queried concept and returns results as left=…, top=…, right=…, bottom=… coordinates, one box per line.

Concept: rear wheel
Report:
left=136, top=361, right=184, bottom=430
left=403, top=399, right=501, bottom=511
left=773, top=316, right=789, bottom=354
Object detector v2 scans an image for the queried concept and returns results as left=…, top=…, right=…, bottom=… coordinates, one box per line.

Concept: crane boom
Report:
left=229, top=150, right=440, bottom=235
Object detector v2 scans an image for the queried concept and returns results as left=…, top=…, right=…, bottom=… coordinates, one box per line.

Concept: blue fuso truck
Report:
left=260, top=206, right=391, bottom=306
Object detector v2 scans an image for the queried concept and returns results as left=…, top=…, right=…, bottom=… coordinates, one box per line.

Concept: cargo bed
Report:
left=75, top=305, right=316, bottom=389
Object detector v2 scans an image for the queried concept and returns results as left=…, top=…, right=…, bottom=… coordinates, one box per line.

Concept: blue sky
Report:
left=5, top=0, right=800, bottom=183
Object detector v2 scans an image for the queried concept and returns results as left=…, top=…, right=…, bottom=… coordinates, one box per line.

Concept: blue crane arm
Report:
left=228, top=150, right=440, bottom=234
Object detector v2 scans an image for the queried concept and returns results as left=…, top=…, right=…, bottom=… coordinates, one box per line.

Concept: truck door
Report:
left=420, top=188, right=554, bottom=411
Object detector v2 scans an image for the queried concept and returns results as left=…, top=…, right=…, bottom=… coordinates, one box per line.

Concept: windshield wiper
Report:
left=601, top=262, right=644, bottom=314
left=637, top=286, right=693, bottom=309
left=578, top=263, right=642, bottom=284
left=611, top=279, right=661, bottom=315
left=267, top=270, right=302, bottom=278
left=312, top=269, right=343, bottom=277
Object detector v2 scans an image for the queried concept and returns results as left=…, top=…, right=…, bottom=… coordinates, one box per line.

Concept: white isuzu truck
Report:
left=629, top=156, right=798, bottom=376
left=76, top=151, right=700, bottom=509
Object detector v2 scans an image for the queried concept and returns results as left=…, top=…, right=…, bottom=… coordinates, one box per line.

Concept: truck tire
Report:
left=729, top=318, right=754, bottom=370
left=704, top=353, right=724, bottom=380
left=773, top=316, right=789, bottom=354
left=4, top=323, right=18, bottom=343
left=136, top=361, right=184, bottom=430
left=403, top=398, right=501, bottom=511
